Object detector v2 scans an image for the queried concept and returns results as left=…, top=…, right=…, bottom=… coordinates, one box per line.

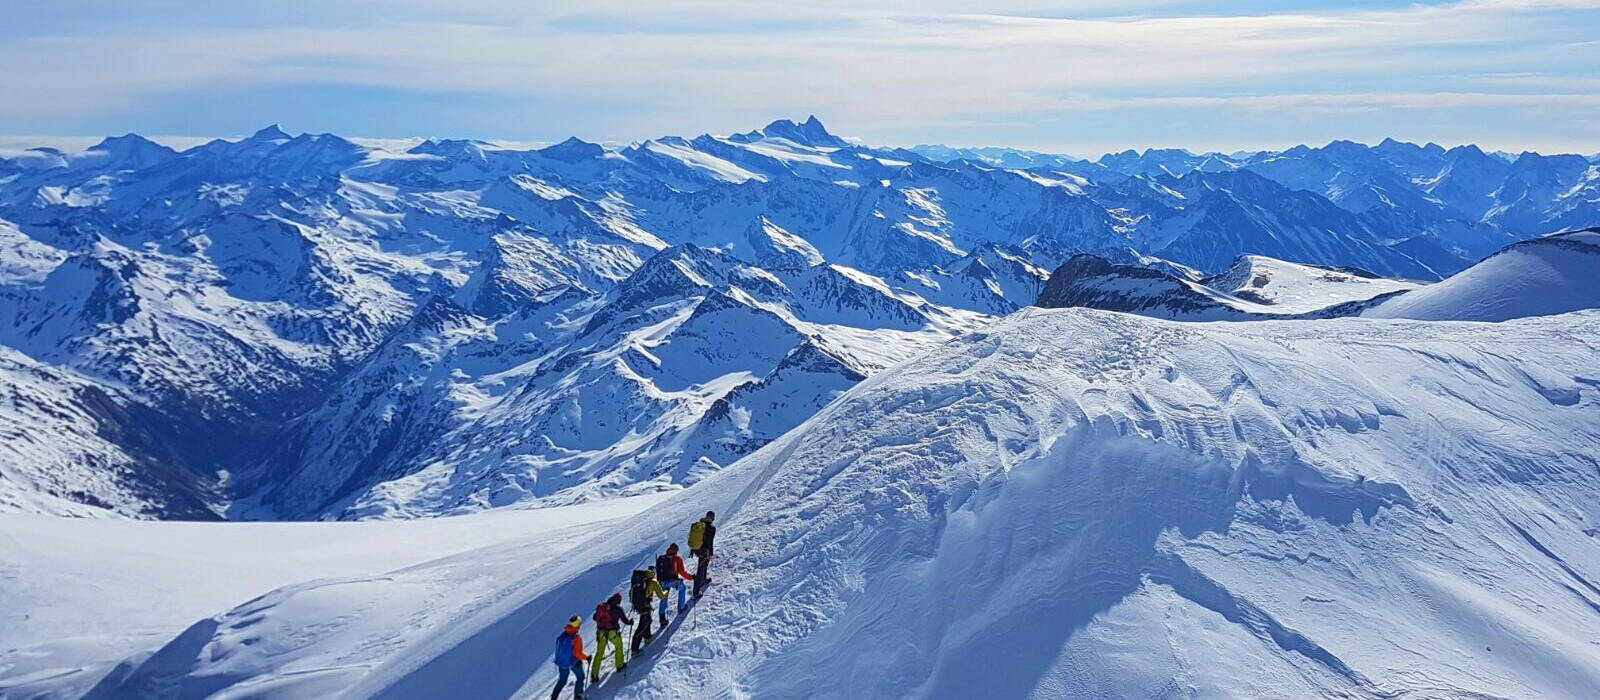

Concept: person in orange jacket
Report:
left=552, top=615, right=589, bottom=700
left=654, top=543, right=695, bottom=626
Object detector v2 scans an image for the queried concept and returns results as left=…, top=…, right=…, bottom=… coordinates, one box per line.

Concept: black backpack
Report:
left=656, top=553, right=677, bottom=582
left=629, top=569, right=650, bottom=610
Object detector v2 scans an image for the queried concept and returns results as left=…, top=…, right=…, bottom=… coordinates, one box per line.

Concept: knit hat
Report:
left=566, top=615, right=581, bottom=630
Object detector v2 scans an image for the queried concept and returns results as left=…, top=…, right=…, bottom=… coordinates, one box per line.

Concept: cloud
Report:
left=0, top=0, right=1595, bottom=149
left=1052, top=91, right=1600, bottom=113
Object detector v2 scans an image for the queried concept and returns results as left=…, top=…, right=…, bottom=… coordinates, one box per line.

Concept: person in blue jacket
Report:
left=552, top=615, right=589, bottom=700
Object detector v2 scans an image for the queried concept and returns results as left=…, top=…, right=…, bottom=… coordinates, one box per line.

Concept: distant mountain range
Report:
left=1, top=116, right=1595, bottom=519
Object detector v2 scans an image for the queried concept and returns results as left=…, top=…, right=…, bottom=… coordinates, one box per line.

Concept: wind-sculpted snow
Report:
left=310, top=308, right=1600, bottom=699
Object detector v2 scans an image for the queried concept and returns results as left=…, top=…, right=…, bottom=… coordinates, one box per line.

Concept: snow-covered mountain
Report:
left=1365, top=226, right=1600, bottom=322
left=7, top=118, right=1600, bottom=699
left=1201, top=254, right=1418, bottom=312
left=83, top=304, right=1600, bottom=698
left=250, top=242, right=988, bottom=520
left=1036, top=252, right=1418, bottom=320
left=906, top=143, right=1080, bottom=170
left=0, top=119, right=1594, bottom=519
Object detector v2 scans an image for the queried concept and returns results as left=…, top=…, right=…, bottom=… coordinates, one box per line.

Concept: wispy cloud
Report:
left=1, top=0, right=1595, bottom=151
left=1056, top=91, right=1600, bottom=113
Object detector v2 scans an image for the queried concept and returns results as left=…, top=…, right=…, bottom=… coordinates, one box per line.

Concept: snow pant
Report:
left=589, top=629, right=625, bottom=680
left=692, top=550, right=712, bottom=598
left=631, top=609, right=653, bottom=652
left=552, top=662, right=586, bottom=699
left=658, top=579, right=687, bottom=619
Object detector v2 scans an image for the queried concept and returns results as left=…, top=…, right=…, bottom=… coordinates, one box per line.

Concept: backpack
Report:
left=656, top=553, right=677, bottom=582
left=594, top=601, right=614, bottom=629
left=688, top=520, right=707, bottom=551
left=629, top=569, right=650, bottom=609
left=554, top=631, right=577, bottom=666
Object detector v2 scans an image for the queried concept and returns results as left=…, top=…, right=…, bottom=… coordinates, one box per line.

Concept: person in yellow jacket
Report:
left=628, top=568, right=669, bottom=653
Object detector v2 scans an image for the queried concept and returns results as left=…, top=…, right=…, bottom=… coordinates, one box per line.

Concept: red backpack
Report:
left=594, top=601, right=615, bottom=628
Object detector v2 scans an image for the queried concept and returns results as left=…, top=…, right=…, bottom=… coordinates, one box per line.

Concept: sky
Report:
left=3, top=0, right=1598, bottom=157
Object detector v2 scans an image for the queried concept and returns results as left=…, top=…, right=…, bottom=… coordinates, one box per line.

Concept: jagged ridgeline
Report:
left=1, top=118, right=1597, bottom=519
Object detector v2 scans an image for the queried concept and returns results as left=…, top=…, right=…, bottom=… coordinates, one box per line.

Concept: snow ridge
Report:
left=119, top=307, right=1600, bottom=700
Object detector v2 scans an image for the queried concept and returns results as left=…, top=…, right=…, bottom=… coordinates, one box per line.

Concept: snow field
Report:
left=0, top=493, right=670, bottom=699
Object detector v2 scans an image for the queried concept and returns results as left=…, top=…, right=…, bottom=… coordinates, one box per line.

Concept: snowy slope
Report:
left=0, top=494, right=669, bottom=699
left=0, top=346, right=218, bottom=518
left=1036, top=252, right=1417, bottom=320
left=1201, top=255, right=1419, bottom=314
left=1365, top=227, right=1600, bottom=322
left=99, top=307, right=1600, bottom=699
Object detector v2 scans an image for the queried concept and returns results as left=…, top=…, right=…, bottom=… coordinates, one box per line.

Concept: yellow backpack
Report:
left=687, top=519, right=707, bottom=550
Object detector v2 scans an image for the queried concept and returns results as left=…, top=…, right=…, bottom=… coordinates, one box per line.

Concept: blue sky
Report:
left=4, top=0, right=1598, bottom=156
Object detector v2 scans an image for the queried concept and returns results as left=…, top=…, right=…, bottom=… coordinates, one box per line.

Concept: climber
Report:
left=689, top=511, right=717, bottom=598
left=589, top=592, right=633, bottom=682
left=629, top=567, right=669, bottom=653
left=551, top=615, right=589, bottom=700
left=654, top=543, right=695, bottom=626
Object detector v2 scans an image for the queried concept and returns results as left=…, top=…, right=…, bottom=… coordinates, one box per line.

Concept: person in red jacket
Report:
left=551, top=616, right=589, bottom=700
left=654, top=543, right=695, bottom=626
